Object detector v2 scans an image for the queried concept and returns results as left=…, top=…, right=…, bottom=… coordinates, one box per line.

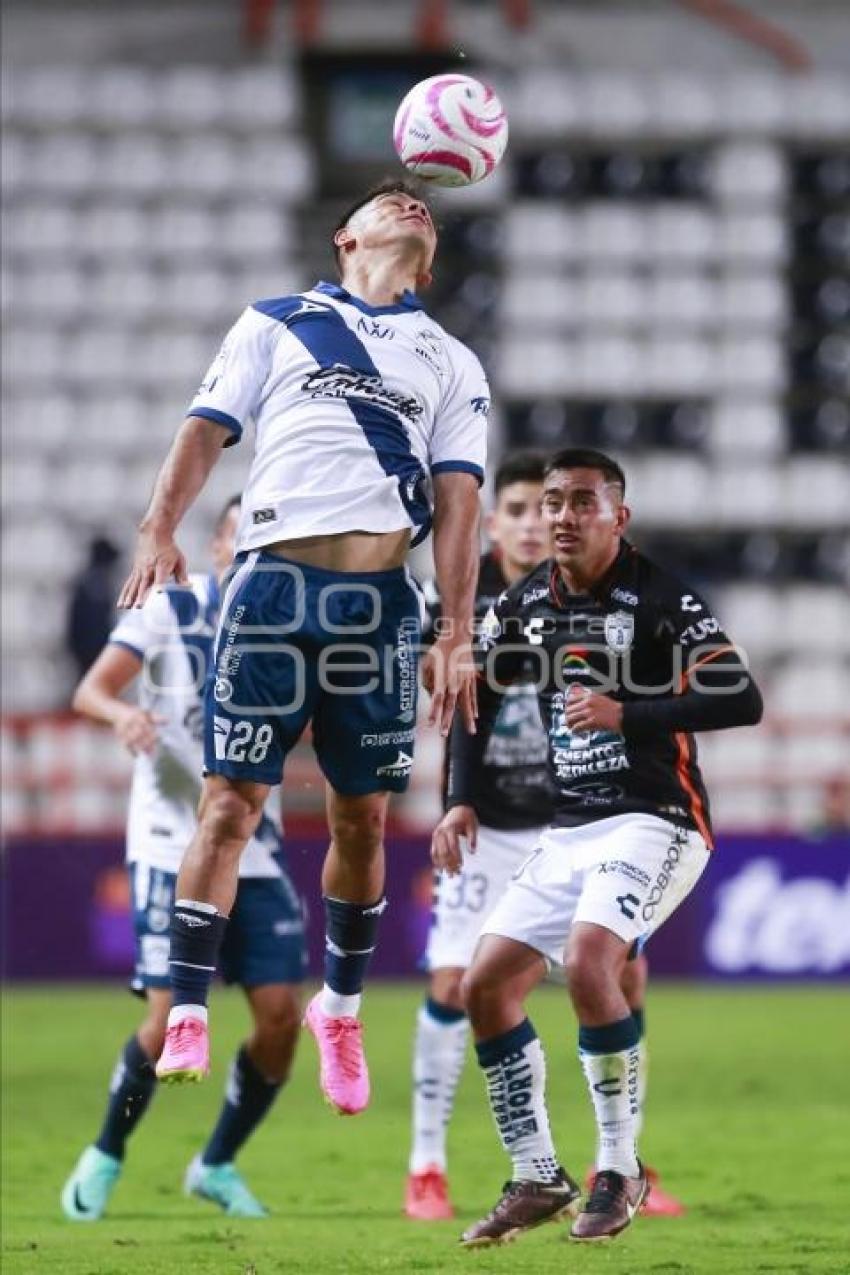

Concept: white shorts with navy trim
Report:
left=479, top=813, right=709, bottom=969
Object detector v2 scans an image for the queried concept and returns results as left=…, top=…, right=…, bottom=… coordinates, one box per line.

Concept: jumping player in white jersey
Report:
left=435, top=449, right=762, bottom=1246
left=62, top=498, right=306, bottom=1221
left=405, top=454, right=686, bottom=1221
left=117, top=180, right=488, bottom=1114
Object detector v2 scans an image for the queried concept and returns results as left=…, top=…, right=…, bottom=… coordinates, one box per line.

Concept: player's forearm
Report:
left=431, top=480, right=480, bottom=639
left=72, top=675, right=131, bottom=728
left=622, top=675, right=763, bottom=738
left=139, top=417, right=226, bottom=537
left=445, top=679, right=500, bottom=809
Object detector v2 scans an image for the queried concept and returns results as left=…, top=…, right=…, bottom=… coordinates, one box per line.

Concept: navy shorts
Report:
left=129, top=861, right=306, bottom=994
left=205, top=550, right=421, bottom=794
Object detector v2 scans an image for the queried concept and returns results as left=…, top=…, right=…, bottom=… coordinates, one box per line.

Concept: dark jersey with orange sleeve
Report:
left=446, top=541, right=763, bottom=848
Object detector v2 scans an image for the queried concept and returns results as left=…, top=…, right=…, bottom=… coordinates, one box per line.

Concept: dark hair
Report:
left=215, top=494, right=241, bottom=530
left=332, top=177, right=433, bottom=275
left=544, top=448, right=626, bottom=496
left=493, top=450, right=547, bottom=496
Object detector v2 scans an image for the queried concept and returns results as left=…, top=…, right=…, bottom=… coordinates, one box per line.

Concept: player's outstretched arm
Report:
left=72, top=644, right=165, bottom=755
left=422, top=471, right=481, bottom=737
left=118, top=417, right=230, bottom=609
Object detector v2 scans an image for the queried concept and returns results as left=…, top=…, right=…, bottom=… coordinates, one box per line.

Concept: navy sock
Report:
left=632, top=1006, right=645, bottom=1039
left=95, top=1035, right=157, bottom=1160
left=169, top=902, right=229, bottom=1008
left=425, top=997, right=466, bottom=1025
left=578, top=1015, right=640, bottom=1055
left=202, top=1046, right=282, bottom=1167
left=323, top=895, right=387, bottom=995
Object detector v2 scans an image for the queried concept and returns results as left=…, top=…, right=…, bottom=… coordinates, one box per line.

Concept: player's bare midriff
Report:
left=264, top=528, right=411, bottom=573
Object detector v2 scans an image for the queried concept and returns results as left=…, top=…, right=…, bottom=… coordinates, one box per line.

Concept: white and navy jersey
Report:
left=186, top=281, right=490, bottom=552
left=109, top=573, right=283, bottom=877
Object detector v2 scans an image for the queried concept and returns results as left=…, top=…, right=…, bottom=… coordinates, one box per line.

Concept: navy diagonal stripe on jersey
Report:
left=253, top=297, right=432, bottom=542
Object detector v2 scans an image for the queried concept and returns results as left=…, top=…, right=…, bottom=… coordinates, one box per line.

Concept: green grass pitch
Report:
left=3, top=983, right=849, bottom=1274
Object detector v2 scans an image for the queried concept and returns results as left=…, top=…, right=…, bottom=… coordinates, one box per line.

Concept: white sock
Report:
left=319, top=985, right=361, bottom=1018
left=580, top=1044, right=641, bottom=1178
left=167, top=1004, right=208, bottom=1028
left=409, top=1003, right=469, bottom=1173
left=478, top=1023, right=561, bottom=1184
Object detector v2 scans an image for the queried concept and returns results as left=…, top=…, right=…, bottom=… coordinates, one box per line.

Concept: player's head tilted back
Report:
left=332, top=178, right=437, bottom=290
left=488, top=451, right=548, bottom=577
left=210, top=494, right=241, bottom=580
left=542, top=448, right=630, bottom=582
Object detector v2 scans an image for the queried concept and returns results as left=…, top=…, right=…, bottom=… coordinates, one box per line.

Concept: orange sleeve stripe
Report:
left=674, top=730, right=714, bottom=849
left=678, top=643, right=736, bottom=692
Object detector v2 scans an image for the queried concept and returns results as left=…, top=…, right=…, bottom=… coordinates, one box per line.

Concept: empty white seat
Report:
left=75, top=394, right=149, bottom=456
left=148, top=205, right=217, bottom=259
left=648, top=75, right=718, bottom=136
left=578, top=335, right=643, bottom=393
left=136, top=331, right=209, bottom=387
left=647, top=272, right=715, bottom=326
left=2, top=329, right=62, bottom=385
left=168, top=135, right=238, bottom=196
left=580, top=272, right=645, bottom=326
left=25, top=133, right=99, bottom=194
left=227, top=68, right=297, bottom=129
left=88, top=266, right=158, bottom=320
left=782, top=586, right=850, bottom=654
left=235, top=137, right=315, bottom=200
left=644, top=336, right=713, bottom=394
left=716, top=75, right=786, bottom=134
left=64, top=330, right=133, bottom=385
left=711, top=141, right=787, bottom=202
left=647, top=205, right=716, bottom=262
left=229, top=265, right=307, bottom=309
left=79, top=204, right=148, bottom=259
left=86, top=66, right=157, bottom=128
left=4, top=203, right=79, bottom=257
left=504, top=205, right=576, bottom=262
left=776, top=732, right=848, bottom=782
left=98, top=135, right=169, bottom=194
left=697, top=726, right=774, bottom=782
left=496, top=338, right=580, bottom=396
left=719, top=212, right=788, bottom=263
left=785, top=73, right=850, bottom=139
left=581, top=205, right=646, bottom=260
left=9, top=266, right=87, bottom=321
left=158, top=267, right=231, bottom=321
left=583, top=73, right=649, bottom=136
left=4, top=393, right=77, bottom=451
left=716, top=336, right=786, bottom=393
left=628, top=453, right=711, bottom=526
left=714, top=584, right=786, bottom=657
left=509, top=70, right=583, bottom=136
left=502, top=274, right=574, bottom=327
left=1, top=133, right=27, bottom=191
left=771, top=661, right=850, bottom=719
left=713, top=460, right=784, bottom=528
left=156, top=66, right=226, bottom=129
left=785, top=458, right=850, bottom=527
left=717, top=275, right=787, bottom=328
left=218, top=207, right=288, bottom=260
left=708, top=400, right=786, bottom=457
left=7, top=67, right=88, bottom=127
left=708, top=787, right=776, bottom=830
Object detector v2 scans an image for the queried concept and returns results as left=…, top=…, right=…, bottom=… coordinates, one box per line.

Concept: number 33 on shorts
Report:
left=213, top=716, right=274, bottom=764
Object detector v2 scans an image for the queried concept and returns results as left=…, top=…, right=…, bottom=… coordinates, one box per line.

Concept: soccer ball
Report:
left=393, top=73, right=509, bottom=188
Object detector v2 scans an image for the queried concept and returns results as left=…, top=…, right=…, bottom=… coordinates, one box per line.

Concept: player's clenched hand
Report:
left=421, top=635, right=478, bottom=738
left=431, top=805, right=479, bottom=877
left=114, top=706, right=166, bottom=755
left=564, top=686, right=623, bottom=734
left=117, top=528, right=189, bottom=609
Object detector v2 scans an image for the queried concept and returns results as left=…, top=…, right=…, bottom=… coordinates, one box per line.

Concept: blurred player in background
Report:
left=434, top=449, right=763, bottom=1246
left=406, top=453, right=685, bottom=1221
left=62, top=498, right=306, bottom=1221
left=117, top=179, right=488, bottom=1116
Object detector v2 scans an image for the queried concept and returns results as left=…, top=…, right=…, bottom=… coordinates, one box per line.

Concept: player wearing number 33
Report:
left=434, top=449, right=763, bottom=1246
left=117, top=179, right=489, bottom=1115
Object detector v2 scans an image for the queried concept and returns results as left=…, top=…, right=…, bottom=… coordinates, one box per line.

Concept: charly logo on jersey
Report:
left=214, top=676, right=234, bottom=703
left=604, top=610, right=634, bottom=654
left=301, top=364, right=423, bottom=422
left=611, top=586, right=638, bottom=606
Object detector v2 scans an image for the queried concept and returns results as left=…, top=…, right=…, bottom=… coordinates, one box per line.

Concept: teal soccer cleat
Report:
left=184, top=1155, right=269, bottom=1218
left=61, top=1146, right=121, bottom=1221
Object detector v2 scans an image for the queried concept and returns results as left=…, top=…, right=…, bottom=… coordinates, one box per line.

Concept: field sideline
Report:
left=3, top=983, right=848, bottom=1274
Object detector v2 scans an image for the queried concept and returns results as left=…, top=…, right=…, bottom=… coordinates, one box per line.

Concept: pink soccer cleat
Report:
left=640, top=1165, right=686, bottom=1217
left=405, top=1165, right=455, bottom=1220
left=302, top=994, right=369, bottom=1115
left=155, top=1017, right=209, bottom=1085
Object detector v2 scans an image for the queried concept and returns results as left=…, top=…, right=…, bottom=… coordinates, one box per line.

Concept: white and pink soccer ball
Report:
left=393, top=73, right=509, bottom=187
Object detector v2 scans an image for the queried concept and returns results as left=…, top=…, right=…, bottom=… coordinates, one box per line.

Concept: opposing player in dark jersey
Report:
left=433, top=448, right=763, bottom=1246
left=406, top=454, right=687, bottom=1222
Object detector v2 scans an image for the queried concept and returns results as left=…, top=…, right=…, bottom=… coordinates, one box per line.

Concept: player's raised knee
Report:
left=199, top=782, right=264, bottom=844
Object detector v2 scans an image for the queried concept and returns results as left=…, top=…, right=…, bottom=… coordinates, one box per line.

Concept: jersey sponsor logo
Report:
left=470, top=395, right=490, bottom=416
left=597, top=860, right=651, bottom=888
left=680, top=593, right=703, bottom=613
left=679, top=616, right=721, bottom=646
left=360, top=728, right=416, bottom=748
left=139, top=935, right=170, bottom=978
left=611, top=586, right=638, bottom=606
left=414, top=328, right=448, bottom=376
left=175, top=911, right=210, bottom=928
left=217, top=604, right=245, bottom=678
left=376, top=749, right=413, bottom=778
left=641, top=831, right=688, bottom=922
left=479, top=606, right=502, bottom=650
left=561, top=650, right=590, bottom=676
left=521, top=584, right=549, bottom=606
left=301, top=365, right=423, bottom=422
left=604, top=610, right=635, bottom=654
left=252, top=507, right=276, bottom=525
left=616, top=892, right=640, bottom=920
